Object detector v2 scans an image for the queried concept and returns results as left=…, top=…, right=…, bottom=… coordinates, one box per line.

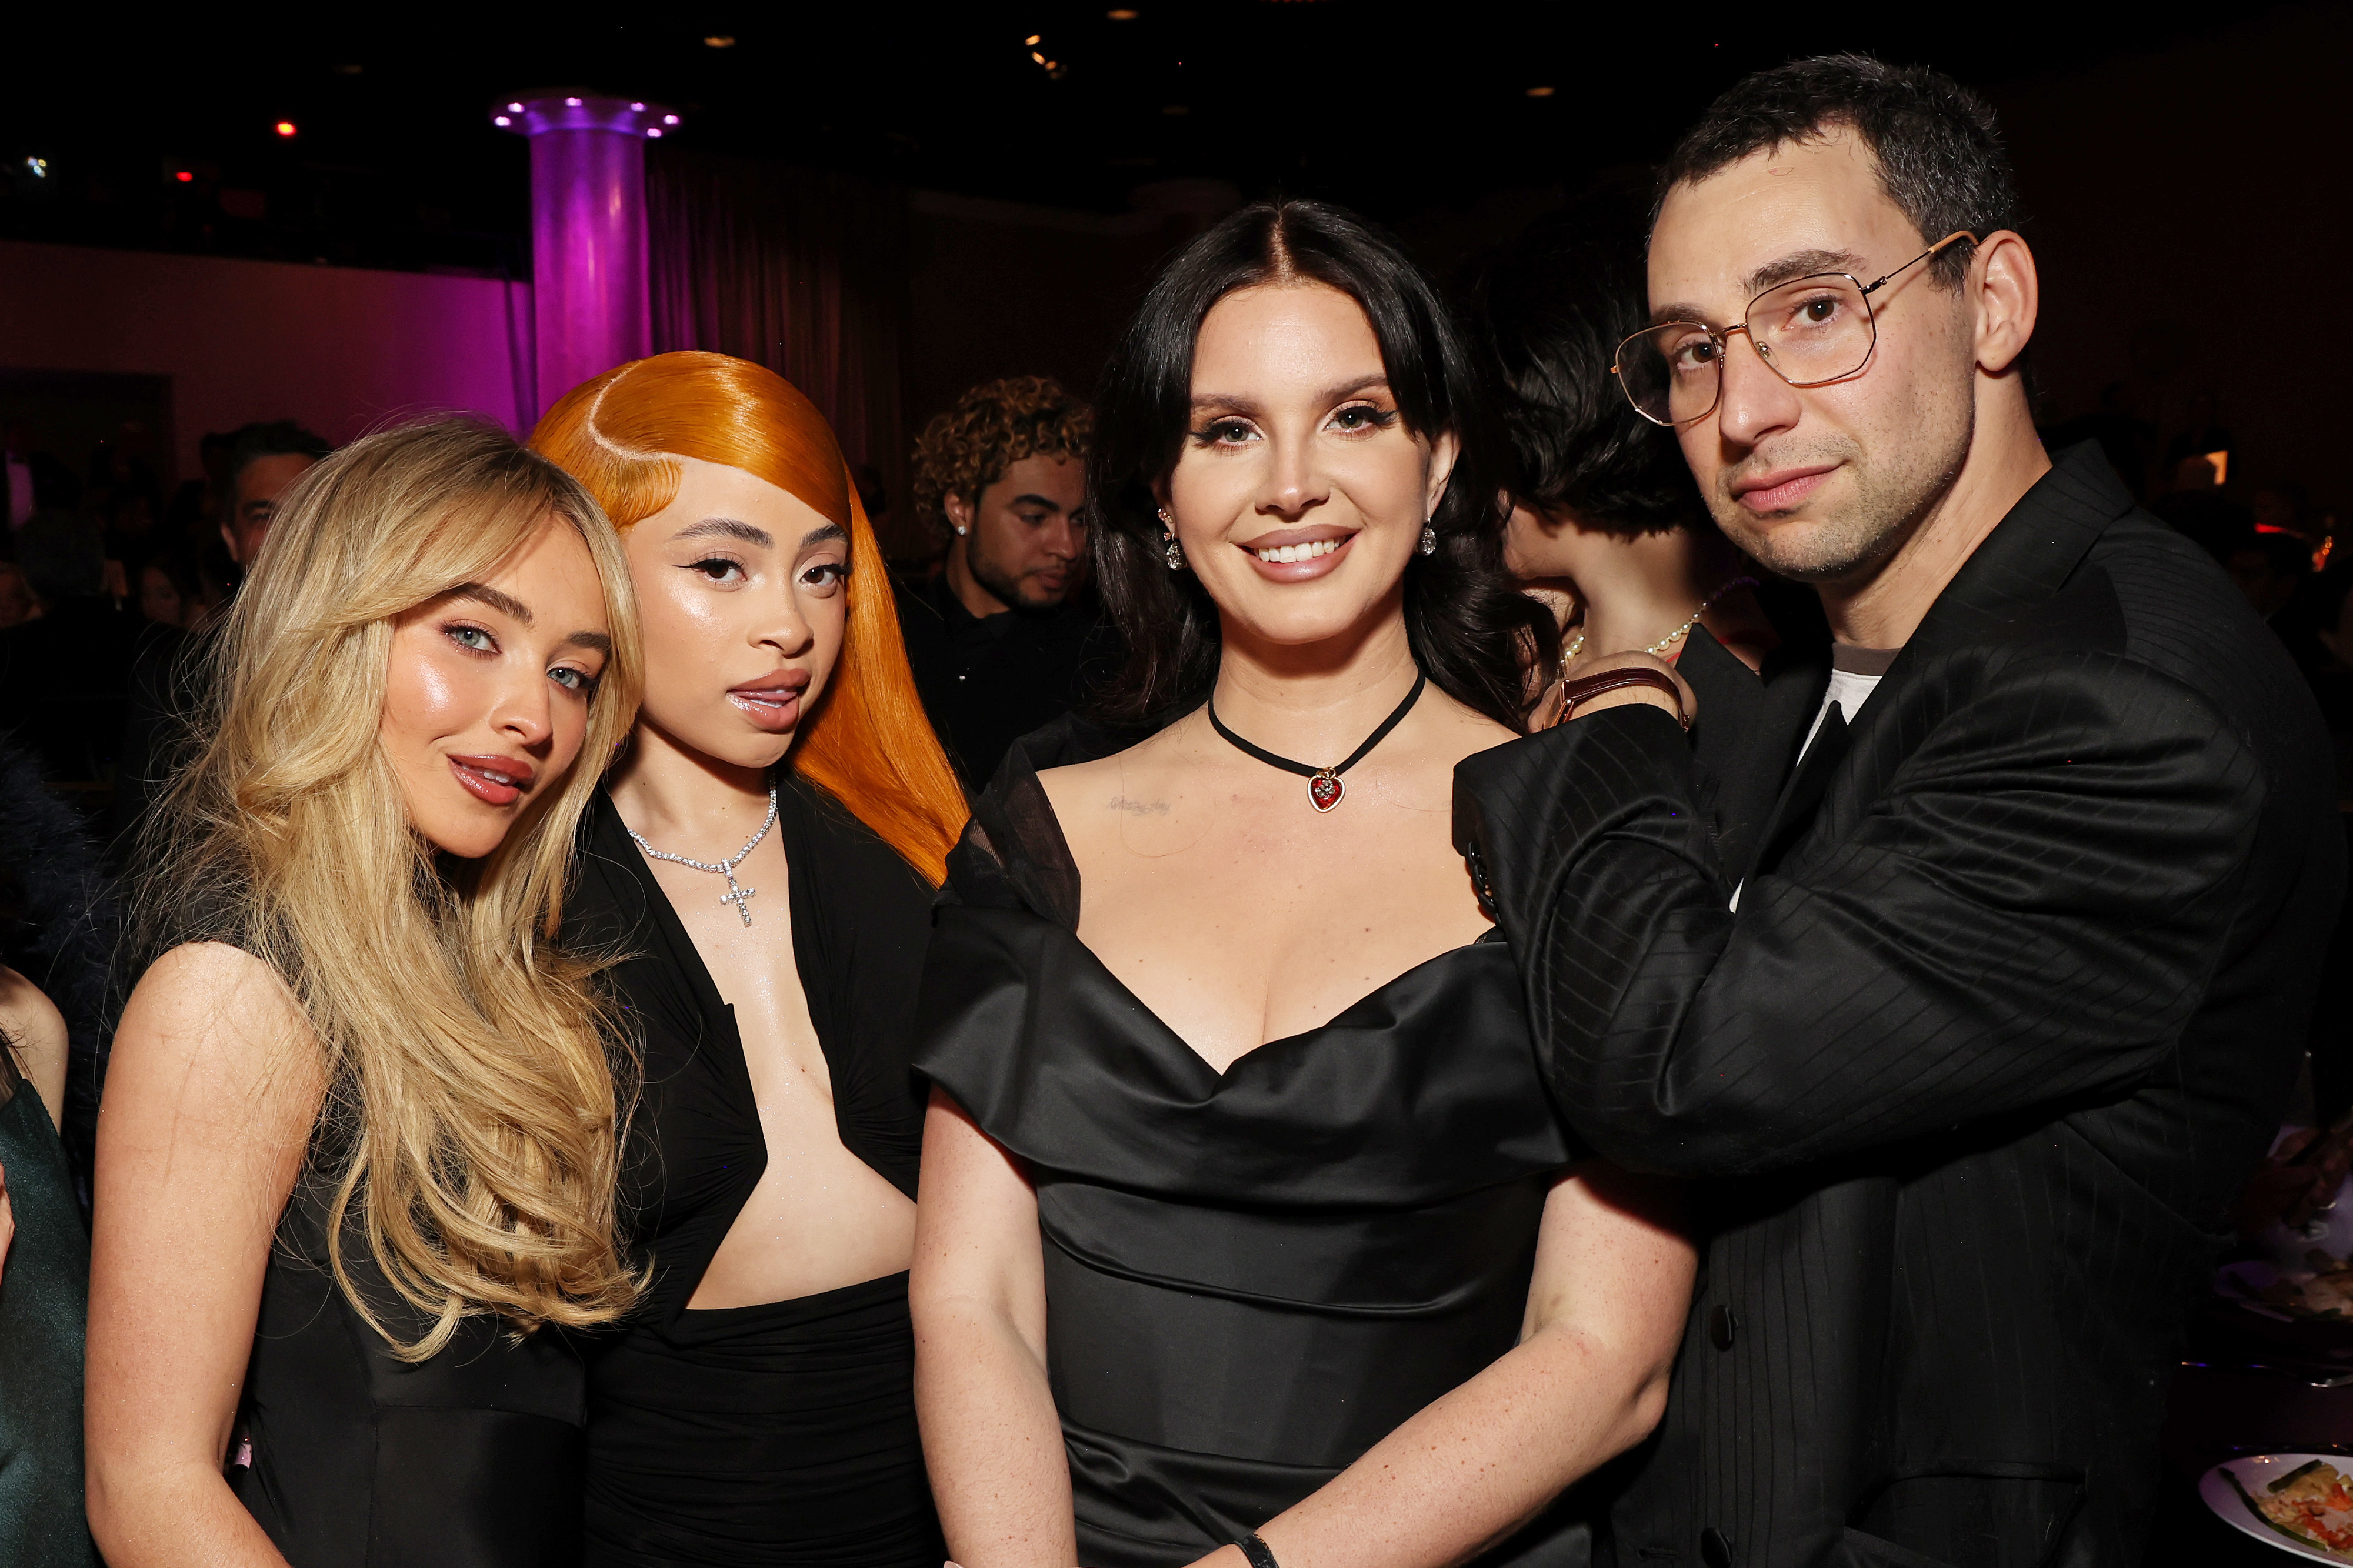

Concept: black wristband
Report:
left=1235, top=1531, right=1280, bottom=1568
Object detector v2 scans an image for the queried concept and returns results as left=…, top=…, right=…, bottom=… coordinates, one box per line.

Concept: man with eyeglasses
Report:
left=1457, top=55, right=2338, bottom=1567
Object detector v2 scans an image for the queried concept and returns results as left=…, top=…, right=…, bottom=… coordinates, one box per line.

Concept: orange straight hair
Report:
left=532, top=351, right=966, bottom=883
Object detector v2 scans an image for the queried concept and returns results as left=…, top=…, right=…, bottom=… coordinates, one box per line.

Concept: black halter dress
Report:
left=565, top=779, right=946, bottom=1568
left=912, top=719, right=1585, bottom=1568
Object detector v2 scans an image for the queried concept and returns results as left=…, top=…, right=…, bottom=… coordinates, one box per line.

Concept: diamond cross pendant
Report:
left=719, top=876, right=757, bottom=926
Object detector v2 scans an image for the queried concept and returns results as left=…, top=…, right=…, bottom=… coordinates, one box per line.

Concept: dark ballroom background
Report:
left=5, top=6, right=2353, bottom=1561
left=2, top=3, right=2344, bottom=560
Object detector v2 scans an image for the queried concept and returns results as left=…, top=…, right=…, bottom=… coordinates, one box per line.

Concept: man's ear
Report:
left=219, top=519, right=239, bottom=566
left=1971, top=230, right=2038, bottom=377
left=942, top=489, right=974, bottom=538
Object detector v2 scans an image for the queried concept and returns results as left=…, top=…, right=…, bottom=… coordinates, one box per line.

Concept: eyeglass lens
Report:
left=1617, top=273, right=1879, bottom=426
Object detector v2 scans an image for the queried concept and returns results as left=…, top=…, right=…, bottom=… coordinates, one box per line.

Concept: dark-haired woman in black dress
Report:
left=912, top=200, right=1696, bottom=1568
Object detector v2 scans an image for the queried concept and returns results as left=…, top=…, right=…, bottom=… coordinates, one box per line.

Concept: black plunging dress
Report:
left=566, top=779, right=946, bottom=1568
left=913, top=721, right=1586, bottom=1568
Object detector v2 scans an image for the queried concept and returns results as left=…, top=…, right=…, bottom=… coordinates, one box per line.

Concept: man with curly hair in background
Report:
left=896, top=375, right=1113, bottom=785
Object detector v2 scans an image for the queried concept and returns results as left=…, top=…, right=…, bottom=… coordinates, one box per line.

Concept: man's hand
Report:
left=1558, top=650, right=1697, bottom=728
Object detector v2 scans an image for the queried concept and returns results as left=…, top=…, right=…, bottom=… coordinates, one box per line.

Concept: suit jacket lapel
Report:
left=1686, top=622, right=1831, bottom=889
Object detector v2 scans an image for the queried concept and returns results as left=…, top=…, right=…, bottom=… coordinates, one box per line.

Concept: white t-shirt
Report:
left=1730, top=643, right=1901, bottom=910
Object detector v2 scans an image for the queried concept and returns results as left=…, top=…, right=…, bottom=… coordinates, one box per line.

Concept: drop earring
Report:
left=1158, top=507, right=1185, bottom=570
left=1419, top=523, right=1438, bottom=556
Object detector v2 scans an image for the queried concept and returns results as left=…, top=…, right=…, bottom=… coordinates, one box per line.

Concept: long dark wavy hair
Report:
left=1088, top=198, right=1556, bottom=730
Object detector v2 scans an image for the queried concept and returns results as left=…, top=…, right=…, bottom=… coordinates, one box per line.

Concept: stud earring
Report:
left=954, top=524, right=969, bottom=536
left=1419, top=523, right=1438, bottom=556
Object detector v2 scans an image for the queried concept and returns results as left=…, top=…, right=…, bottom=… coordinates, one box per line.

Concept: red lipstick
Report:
left=448, top=753, right=536, bottom=808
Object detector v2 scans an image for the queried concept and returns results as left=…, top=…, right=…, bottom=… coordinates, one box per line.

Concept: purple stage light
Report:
left=494, top=94, right=678, bottom=416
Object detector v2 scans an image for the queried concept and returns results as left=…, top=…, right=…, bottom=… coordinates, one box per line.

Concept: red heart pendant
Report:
left=1308, top=772, right=1344, bottom=812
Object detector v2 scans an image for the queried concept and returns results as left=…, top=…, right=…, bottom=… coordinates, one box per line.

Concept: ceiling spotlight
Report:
left=1031, top=49, right=1046, bottom=62
left=1108, top=7, right=1139, bottom=16
left=1524, top=85, right=1555, bottom=97
left=508, top=101, right=524, bottom=112
left=1026, top=33, right=1041, bottom=44
left=631, top=101, right=646, bottom=111
left=274, top=120, right=298, bottom=137
left=493, top=114, right=512, bottom=126
left=175, top=169, right=194, bottom=182
left=565, top=96, right=582, bottom=106
left=664, top=114, right=680, bottom=125
left=704, top=34, right=735, bottom=47
left=647, top=128, right=664, bottom=138
left=24, top=157, right=46, bottom=178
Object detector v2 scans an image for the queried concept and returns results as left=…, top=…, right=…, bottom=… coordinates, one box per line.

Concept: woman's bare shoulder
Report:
left=0, top=966, right=68, bottom=1127
left=114, top=942, right=319, bottom=1093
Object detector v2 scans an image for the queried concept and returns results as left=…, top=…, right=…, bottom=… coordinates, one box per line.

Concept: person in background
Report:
left=112, top=421, right=332, bottom=853
left=135, top=546, right=198, bottom=626
left=0, top=730, right=112, bottom=1568
left=0, top=512, right=133, bottom=796
left=87, top=416, right=644, bottom=1568
left=1464, top=198, right=1788, bottom=692
left=895, top=376, right=1113, bottom=786
left=536, top=350, right=966, bottom=1568
left=219, top=422, right=332, bottom=571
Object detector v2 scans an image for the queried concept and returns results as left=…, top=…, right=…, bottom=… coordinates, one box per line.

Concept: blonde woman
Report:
left=85, top=418, right=644, bottom=1568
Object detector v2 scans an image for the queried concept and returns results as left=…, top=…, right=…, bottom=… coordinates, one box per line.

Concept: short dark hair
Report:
left=1088, top=198, right=1551, bottom=729
left=1658, top=54, right=2018, bottom=288
left=228, top=420, right=332, bottom=492
left=1463, top=201, right=1703, bottom=536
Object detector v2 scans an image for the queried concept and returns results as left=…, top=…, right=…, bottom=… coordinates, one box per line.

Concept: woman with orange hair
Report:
left=532, top=352, right=965, bottom=1568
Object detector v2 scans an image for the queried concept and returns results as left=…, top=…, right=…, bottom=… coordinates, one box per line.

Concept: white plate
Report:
left=2203, top=1453, right=2353, bottom=1560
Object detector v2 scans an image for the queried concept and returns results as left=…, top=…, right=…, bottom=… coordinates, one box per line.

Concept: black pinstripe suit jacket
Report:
left=1455, top=443, right=2343, bottom=1568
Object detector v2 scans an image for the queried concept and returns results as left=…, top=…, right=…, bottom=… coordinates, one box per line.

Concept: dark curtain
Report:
left=645, top=148, right=917, bottom=559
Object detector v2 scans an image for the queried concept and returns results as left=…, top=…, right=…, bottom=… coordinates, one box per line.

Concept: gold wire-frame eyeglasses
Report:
left=1611, top=230, right=1979, bottom=428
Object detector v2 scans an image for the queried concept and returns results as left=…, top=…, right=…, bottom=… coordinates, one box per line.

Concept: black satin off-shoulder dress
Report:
left=565, top=779, right=946, bottom=1568
left=914, top=719, right=1587, bottom=1568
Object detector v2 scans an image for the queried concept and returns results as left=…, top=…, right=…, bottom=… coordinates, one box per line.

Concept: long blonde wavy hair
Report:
left=134, top=416, right=645, bottom=1359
